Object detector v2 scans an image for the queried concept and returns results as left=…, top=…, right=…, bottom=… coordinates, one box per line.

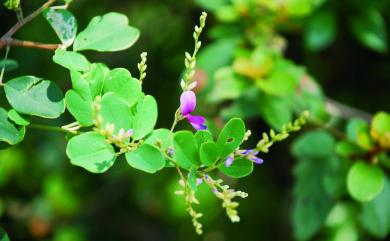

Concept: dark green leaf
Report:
left=0, top=226, right=10, bottom=241
left=0, top=59, right=18, bottom=72
left=350, top=8, right=388, bottom=53
left=361, top=177, right=390, bottom=238
left=305, top=10, right=337, bottom=51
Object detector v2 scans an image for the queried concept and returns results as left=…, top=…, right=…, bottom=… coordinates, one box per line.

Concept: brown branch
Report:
left=2, top=0, right=57, bottom=39
left=0, top=38, right=60, bottom=51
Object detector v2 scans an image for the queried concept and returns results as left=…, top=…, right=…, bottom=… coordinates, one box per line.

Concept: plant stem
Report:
left=0, top=46, right=10, bottom=85
left=0, top=38, right=60, bottom=51
left=2, top=0, right=57, bottom=39
left=28, top=123, right=72, bottom=134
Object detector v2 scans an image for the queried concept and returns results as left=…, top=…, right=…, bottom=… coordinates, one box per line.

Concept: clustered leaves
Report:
left=0, top=2, right=310, bottom=237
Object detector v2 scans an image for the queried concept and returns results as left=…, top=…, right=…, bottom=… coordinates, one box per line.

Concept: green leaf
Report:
left=83, top=63, right=108, bottom=98
left=100, top=93, right=133, bottom=134
left=258, top=94, right=293, bottom=130
left=43, top=8, right=77, bottom=47
left=65, top=90, right=93, bottom=126
left=208, top=67, right=249, bottom=102
left=194, top=130, right=213, bottom=148
left=216, top=118, right=245, bottom=159
left=70, top=70, right=91, bottom=99
left=74, top=12, right=140, bottom=52
left=199, top=142, right=218, bottom=166
left=347, top=161, right=385, bottom=202
left=125, top=144, right=165, bottom=173
left=361, top=177, right=390, bottom=238
left=335, top=140, right=366, bottom=158
left=218, top=158, right=253, bottom=178
left=132, top=95, right=158, bottom=140
left=350, top=8, right=388, bottom=53
left=194, top=0, right=228, bottom=11
left=0, top=107, right=25, bottom=147
left=103, top=68, right=142, bottom=106
left=0, top=59, right=18, bottom=72
left=304, top=10, right=337, bottom=51
left=66, top=132, right=115, bottom=173
left=0, top=226, right=10, bottom=241
left=173, top=131, right=198, bottom=169
left=4, top=76, right=65, bottom=118
left=53, top=50, right=90, bottom=72
left=371, top=111, right=390, bottom=148
left=7, top=109, right=30, bottom=126
left=188, top=166, right=198, bottom=190
left=346, top=118, right=373, bottom=150
left=291, top=130, right=336, bottom=240
left=144, top=128, right=172, bottom=149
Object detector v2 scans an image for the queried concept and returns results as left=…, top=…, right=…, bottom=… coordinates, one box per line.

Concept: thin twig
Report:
left=0, top=46, right=10, bottom=85
left=325, top=97, right=372, bottom=121
left=2, top=0, right=57, bottom=39
left=0, top=38, right=60, bottom=51
left=28, top=124, right=73, bottom=134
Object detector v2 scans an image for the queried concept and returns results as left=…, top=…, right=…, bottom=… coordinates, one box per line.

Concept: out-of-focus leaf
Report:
left=292, top=130, right=337, bottom=241
left=346, top=118, right=374, bottom=150
left=305, top=10, right=337, bottom=51
left=4, top=76, right=65, bottom=118
left=347, top=161, right=384, bottom=202
left=370, top=111, right=390, bottom=148
left=0, top=59, right=18, bottom=72
left=361, top=177, right=390, bottom=238
left=258, top=94, right=292, bottom=130
left=350, top=8, right=387, bottom=53
left=43, top=8, right=77, bottom=47
left=74, top=12, right=140, bottom=52
left=194, top=0, right=228, bottom=11
left=0, top=226, right=10, bottom=241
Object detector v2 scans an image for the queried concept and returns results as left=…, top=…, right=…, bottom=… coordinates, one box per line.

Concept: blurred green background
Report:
left=1, top=0, right=390, bottom=240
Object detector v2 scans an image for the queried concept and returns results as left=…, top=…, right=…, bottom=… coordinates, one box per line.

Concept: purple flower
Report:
left=180, top=91, right=207, bottom=130
left=241, top=149, right=263, bottom=165
left=225, top=156, right=234, bottom=167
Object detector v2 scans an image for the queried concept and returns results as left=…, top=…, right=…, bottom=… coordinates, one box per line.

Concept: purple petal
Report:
left=225, top=156, right=234, bottom=167
left=186, top=114, right=207, bottom=130
left=180, top=91, right=196, bottom=115
left=251, top=157, right=264, bottom=164
left=241, top=149, right=252, bottom=155
left=196, top=178, right=203, bottom=185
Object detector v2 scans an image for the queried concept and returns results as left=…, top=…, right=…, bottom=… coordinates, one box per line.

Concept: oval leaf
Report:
left=0, top=107, right=25, bottom=147
left=7, top=109, right=30, bottom=126
left=173, top=131, right=198, bottom=169
left=74, top=12, right=140, bottom=52
left=103, top=68, right=142, bottom=106
left=347, top=161, right=385, bottom=202
left=65, top=90, right=93, bottom=126
left=132, top=95, right=158, bottom=140
left=144, top=128, right=172, bottom=149
left=216, top=118, right=245, bottom=158
left=125, top=144, right=165, bottom=173
left=66, top=132, right=116, bottom=173
left=218, top=158, right=253, bottom=178
left=53, top=50, right=90, bottom=72
left=5, top=76, right=65, bottom=118
left=100, top=93, right=133, bottom=134
left=43, top=8, right=77, bottom=47
left=200, top=141, right=218, bottom=166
